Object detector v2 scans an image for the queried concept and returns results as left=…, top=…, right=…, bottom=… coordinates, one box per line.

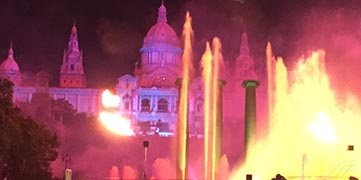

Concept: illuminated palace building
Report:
left=0, top=4, right=258, bottom=135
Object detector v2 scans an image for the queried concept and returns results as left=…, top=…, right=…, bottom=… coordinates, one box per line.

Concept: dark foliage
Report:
left=0, top=78, right=59, bottom=180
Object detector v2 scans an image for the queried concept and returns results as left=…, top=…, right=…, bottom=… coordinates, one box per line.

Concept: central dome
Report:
left=142, top=4, right=180, bottom=48
left=137, top=3, right=182, bottom=88
left=143, top=23, right=180, bottom=48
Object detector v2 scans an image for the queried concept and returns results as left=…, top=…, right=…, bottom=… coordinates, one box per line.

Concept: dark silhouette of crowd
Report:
left=271, top=174, right=287, bottom=180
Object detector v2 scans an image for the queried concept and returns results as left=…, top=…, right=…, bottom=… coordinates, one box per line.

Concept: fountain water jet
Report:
left=108, top=165, right=120, bottom=180
left=176, top=11, right=194, bottom=180
left=151, top=158, right=175, bottom=179
left=122, top=165, right=138, bottom=179
left=211, top=38, right=221, bottom=180
left=177, top=25, right=226, bottom=179
left=231, top=44, right=361, bottom=179
left=201, top=42, right=212, bottom=180
left=201, top=37, right=226, bottom=180
left=266, top=42, right=275, bottom=135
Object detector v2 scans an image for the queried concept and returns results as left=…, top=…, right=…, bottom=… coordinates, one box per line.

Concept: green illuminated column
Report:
left=215, top=80, right=226, bottom=165
left=242, top=80, right=259, bottom=153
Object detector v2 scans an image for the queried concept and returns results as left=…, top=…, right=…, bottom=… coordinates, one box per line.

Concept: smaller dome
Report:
left=0, top=47, right=20, bottom=72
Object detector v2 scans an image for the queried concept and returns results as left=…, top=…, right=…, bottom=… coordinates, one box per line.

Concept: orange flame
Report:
left=102, top=89, right=121, bottom=108
left=99, top=89, right=134, bottom=136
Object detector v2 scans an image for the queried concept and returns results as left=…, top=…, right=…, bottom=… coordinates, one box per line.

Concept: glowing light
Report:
left=99, top=112, right=134, bottom=136
left=102, top=89, right=121, bottom=108
left=99, top=89, right=134, bottom=136
left=310, top=112, right=338, bottom=143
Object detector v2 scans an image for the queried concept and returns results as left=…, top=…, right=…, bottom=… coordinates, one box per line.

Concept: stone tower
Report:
left=235, top=31, right=257, bottom=82
left=60, top=22, right=86, bottom=88
left=222, top=30, right=258, bottom=162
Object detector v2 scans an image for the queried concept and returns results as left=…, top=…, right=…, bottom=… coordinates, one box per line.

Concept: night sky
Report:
left=0, top=0, right=360, bottom=88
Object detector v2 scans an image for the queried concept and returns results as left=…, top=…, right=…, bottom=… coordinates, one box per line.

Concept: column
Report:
left=242, top=80, right=259, bottom=153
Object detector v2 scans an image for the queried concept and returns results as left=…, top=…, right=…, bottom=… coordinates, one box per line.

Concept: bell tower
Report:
left=60, top=22, right=86, bottom=88
left=235, top=30, right=257, bottom=82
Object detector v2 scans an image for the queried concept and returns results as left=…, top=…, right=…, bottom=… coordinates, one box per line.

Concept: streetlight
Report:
left=301, top=153, right=307, bottom=180
left=62, top=153, right=71, bottom=170
left=143, top=140, right=149, bottom=180
left=62, top=153, right=71, bottom=180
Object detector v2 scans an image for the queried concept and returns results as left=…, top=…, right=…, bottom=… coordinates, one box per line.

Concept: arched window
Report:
left=196, top=102, right=203, bottom=113
left=141, top=98, right=150, bottom=112
left=124, top=102, right=130, bottom=110
left=70, top=64, right=75, bottom=71
left=195, top=97, right=203, bottom=113
left=175, top=100, right=179, bottom=113
left=157, top=98, right=168, bottom=112
left=123, top=94, right=132, bottom=111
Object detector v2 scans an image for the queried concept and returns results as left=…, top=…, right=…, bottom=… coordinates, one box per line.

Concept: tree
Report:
left=51, top=98, right=77, bottom=126
left=0, top=78, right=59, bottom=180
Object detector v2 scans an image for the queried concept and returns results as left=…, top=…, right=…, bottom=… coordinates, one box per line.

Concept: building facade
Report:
left=0, top=3, right=258, bottom=135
